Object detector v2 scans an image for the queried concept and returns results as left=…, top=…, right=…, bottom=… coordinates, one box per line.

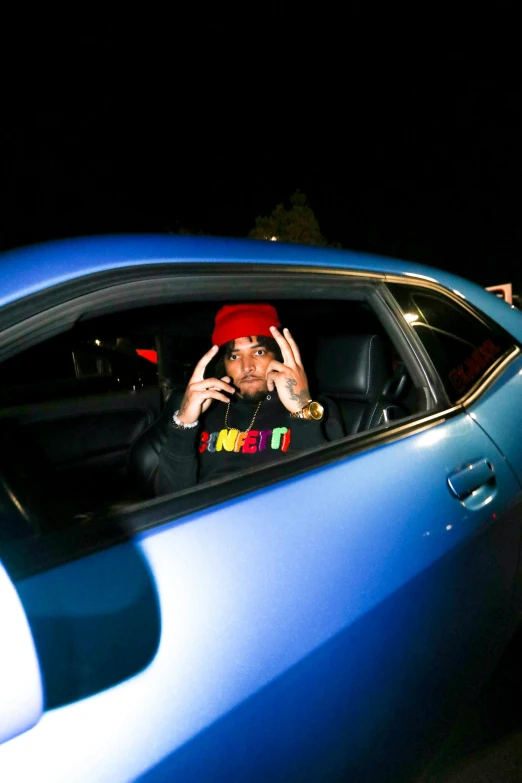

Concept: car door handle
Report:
left=447, top=458, right=496, bottom=501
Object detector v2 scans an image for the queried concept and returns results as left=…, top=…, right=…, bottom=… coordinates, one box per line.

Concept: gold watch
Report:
left=289, top=400, right=324, bottom=421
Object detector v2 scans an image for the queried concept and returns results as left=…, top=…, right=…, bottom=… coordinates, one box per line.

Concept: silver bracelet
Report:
left=172, top=410, right=199, bottom=429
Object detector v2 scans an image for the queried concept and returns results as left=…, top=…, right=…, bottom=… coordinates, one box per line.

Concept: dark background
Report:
left=1, top=11, right=519, bottom=289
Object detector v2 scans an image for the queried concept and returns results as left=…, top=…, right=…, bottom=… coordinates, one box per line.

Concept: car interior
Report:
left=0, top=295, right=427, bottom=542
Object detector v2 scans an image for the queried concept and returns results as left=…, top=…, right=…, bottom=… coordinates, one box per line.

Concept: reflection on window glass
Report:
left=0, top=332, right=158, bottom=406
left=389, top=285, right=515, bottom=402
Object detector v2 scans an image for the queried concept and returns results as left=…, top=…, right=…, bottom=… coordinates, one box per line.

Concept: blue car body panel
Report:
left=1, top=235, right=522, bottom=342
left=466, top=353, right=522, bottom=488
left=3, top=412, right=521, bottom=782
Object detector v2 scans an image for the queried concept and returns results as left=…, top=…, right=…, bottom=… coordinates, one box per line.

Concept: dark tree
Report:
left=249, top=190, right=340, bottom=247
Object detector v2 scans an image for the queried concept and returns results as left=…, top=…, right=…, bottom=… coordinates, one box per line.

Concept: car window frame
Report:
left=0, top=264, right=468, bottom=580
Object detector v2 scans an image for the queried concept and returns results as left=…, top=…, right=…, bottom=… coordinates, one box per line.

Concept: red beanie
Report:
left=212, top=303, right=280, bottom=346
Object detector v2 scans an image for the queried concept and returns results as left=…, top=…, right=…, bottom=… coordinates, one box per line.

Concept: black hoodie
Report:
left=156, top=393, right=338, bottom=495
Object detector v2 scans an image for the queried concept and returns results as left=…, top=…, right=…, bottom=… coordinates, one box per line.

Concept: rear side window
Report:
left=388, top=284, right=516, bottom=403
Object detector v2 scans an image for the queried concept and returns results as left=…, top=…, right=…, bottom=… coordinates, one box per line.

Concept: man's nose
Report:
left=240, top=355, right=255, bottom=372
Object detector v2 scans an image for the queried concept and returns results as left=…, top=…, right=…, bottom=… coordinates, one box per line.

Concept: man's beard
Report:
left=236, top=389, right=267, bottom=404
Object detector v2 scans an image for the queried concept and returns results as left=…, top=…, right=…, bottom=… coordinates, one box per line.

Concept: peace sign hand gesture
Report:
left=266, top=326, right=311, bottom=414
left=177, top=345, right=235, bottom=425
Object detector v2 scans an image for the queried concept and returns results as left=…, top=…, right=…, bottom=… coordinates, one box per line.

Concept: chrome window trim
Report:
left=0, top=265, right=385, bottom=364
left=0, top=263, right=386, bottom=334
left=460, top=346, right=520, bottom=406
left=384, top=273, right=486, bottom=317
left=371, top=285, right=446, bottom=409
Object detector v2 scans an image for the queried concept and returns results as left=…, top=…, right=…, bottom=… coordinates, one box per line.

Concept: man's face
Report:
left=224, top=335, right=276, bottom=401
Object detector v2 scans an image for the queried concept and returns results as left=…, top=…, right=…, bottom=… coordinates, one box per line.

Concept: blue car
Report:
left=0, top=236, right=521, bottom=783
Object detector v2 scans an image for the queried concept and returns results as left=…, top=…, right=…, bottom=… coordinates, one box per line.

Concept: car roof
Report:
left=1, top=234, right=521, bottom=340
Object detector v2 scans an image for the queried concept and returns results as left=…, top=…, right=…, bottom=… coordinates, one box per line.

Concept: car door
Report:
left=1, top=394, right=521, bottom=781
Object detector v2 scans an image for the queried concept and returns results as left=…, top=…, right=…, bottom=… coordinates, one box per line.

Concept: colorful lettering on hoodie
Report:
left=199, top=428, right=291, bottom=454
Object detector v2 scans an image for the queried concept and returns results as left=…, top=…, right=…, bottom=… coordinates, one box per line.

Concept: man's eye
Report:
left=229, top=354, right=238, bottom=360
left=255, top=349, right=265, bottom=356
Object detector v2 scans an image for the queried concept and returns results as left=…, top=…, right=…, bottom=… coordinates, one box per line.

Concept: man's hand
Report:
left=266, top=326, right=311, bottom=414
left=177, top=345, right=235, bottom=424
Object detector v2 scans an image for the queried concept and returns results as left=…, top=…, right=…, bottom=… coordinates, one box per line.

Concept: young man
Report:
left=156, top=303, right=334, bottom=495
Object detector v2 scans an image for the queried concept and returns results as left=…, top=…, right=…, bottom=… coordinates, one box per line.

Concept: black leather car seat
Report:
left=127, top=388, right=185, bottom=498
left=314, top=334, right=405, bottom=436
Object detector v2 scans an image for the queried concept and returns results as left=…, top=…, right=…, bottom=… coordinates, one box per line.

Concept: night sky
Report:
left=2, top=14, right=519, bottom=290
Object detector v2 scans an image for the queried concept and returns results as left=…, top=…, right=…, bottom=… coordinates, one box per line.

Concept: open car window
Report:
left=0, top=279, right=435, bottom=574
